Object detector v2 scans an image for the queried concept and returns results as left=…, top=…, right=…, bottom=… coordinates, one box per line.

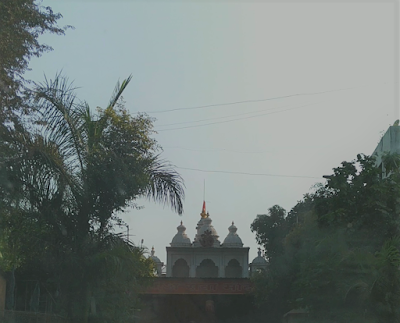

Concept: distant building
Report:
left=372, top=125, right=400, bottom=178
left=165, top=202, right=249, bottom=278
left=249, top=248, right=268, bottom=275
left=140, top=202, right=267, bottom=323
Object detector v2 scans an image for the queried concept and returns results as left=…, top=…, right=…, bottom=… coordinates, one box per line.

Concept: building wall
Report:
left=373, top=126, right=400, bottom=176
left=166, top=247, right=249, bottom=278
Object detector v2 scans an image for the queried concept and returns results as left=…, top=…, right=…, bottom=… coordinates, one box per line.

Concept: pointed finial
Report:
left=151, top=246, right=155, bottom=256
left=257, top=247, right=261, bottom=257
left=180, top=221, right=183, bottom=225
left=232, top=221, right=234, bottom=225
left=201, top=200, right=207, bottom=218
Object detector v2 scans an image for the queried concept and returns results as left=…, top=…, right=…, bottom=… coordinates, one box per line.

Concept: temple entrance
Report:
left=196, top=259, right=218, bottom=278
left=172, top=258, right=189, bottom=277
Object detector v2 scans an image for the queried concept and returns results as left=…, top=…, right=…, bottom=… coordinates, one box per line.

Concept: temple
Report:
left=150, top=201, right=267, bottom=279
left=139, top=202, right=268, bottom=323
left=165, top=202, right=250, bottom=279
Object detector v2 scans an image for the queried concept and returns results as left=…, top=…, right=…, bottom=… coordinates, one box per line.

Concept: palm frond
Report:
left=107, top=75, right=132, bottom=110
left=144, top=157, right=185, bottom=214
left=3, top=126, right=82, bottom=206
left=33, top=73, right=86, bottom=172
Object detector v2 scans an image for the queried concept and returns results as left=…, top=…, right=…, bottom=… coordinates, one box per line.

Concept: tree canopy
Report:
left=251, top=153, right=400, bottom=323
left=0, top=0, right=69, bottom=123
left=0, top=74, right=185, bottom=321
left=0, top=3, right=185, bottom=320
left=251, top=205, right=287, bottom=262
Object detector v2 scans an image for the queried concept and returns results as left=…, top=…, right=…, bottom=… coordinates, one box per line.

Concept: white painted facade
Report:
left=372, top=125, right=400, bottom=177
left=166, top=247, right=249, bottom=278
left=149, top=203, right=268, bottom=278
left=165, top=204, right=250, bottom=278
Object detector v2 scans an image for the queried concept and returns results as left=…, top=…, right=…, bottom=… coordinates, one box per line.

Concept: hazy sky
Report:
left=28, top=1, right=397, bottom=263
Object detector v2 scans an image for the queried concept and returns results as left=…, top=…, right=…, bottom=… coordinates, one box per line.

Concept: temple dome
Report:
left=170, top=221, right=192, bottom=247
left=193, top=209, right=221, bottom=247
left=192, top=201, right=221, bottom=247
left=149, top=246, right=162, bottom=264
left=198, top=216, right=218, bottom=237
left=251, top=249, right=268, bottom=265
left=222, top=222, right=243, bottom=247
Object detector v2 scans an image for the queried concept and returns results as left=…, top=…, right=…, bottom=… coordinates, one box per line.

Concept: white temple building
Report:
left=149, top=202, right=268, bottom=278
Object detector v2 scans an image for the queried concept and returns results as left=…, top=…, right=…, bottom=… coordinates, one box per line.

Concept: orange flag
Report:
left=202, top=201, right=206, bottom=213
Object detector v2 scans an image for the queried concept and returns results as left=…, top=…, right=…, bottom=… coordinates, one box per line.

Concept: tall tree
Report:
left=314, top=154, right=400, bottom=244
left=0, top=74, right=184, bottom=321
left=251, top=205, right=288, bottom=262
left=251, top=153, right=400, bottom=323
left=0, top=0, right=69, bottom=123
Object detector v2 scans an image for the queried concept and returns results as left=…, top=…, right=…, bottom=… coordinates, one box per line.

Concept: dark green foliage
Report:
left=314, top=154, right=400, bottom=242
left=251, top=153, right=400, bottom=323
left=250, top=205, right=288, bottom=262
left=0, top=75, right=184, bottom=322
left=0, top=3, right=179, bottom=321
left=0, top=0, right=69, bottom=123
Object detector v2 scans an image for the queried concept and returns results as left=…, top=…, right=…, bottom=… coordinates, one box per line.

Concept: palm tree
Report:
left=34, top=73, right=184, bottom=215
left=0, top=74, right=184, bottom=321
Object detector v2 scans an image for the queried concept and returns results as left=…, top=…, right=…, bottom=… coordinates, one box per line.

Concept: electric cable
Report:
left=176, top=166, right=320, bottom=179
left=155, top=101, right=322, bottom=131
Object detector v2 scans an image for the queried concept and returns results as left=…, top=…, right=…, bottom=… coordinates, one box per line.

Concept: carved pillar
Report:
left=166, top=252, right=171, bottom=277
left=218, top=258, right=224, bottom=278
left=242, top=253, right=248, bottom=278
left=190, top=255, right=196, bottom=277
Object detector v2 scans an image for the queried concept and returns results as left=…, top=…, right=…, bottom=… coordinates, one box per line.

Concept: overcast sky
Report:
left=28, top=1, right=397, bottom=263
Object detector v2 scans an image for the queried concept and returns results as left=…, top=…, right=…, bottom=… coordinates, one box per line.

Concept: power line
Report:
left=156, top=103, right=292, bottom=128
left=163, top=146, right=329, bottom=154
left=147, top=85, right=357, bottom=114
left=176, top=166, right=320, bottom=179
left=155, top=81, right=393, bottom=129
left=163, top=146, right=273, bottom=154
left=155, top=101, right=322, bottom=132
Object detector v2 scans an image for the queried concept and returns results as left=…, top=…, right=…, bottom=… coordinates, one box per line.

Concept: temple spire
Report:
left=200, top=180, right=209, bottom=218
left=203, top=179, right=206, bottom=201
left=201, top=200, right=207, bottom=218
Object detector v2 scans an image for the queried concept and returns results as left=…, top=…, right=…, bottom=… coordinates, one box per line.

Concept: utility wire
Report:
left=163, top=146, right=273, bottom=154
left=155, top=81, right=392, bottom=128
left=176, top=166, right=320, bottom=179
left=147, top=85, right=357, bottom=114
left=163, top=146, right=329, bottom=154
left=156, top=103, right=292, bottom=128
left=155, top=101, right=322, bottom=132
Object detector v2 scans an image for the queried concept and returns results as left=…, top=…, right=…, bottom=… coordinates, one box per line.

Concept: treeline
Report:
left=251, top=153, right=400, bottom=323
left=0, top=2, right=185, bottom=322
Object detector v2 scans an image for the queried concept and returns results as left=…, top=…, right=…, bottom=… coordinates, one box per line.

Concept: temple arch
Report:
left=225, top=259, right=242, bottom=278
left=172, top=258, right=190, bottom=277
left=196, top=259, right=218, bottom=278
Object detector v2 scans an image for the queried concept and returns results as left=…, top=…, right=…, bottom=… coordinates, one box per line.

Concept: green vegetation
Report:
left=0, top=74, right=184, bottom=321
left=0, top=0, right=71, bottom=124
left=4, top=2, right=400, bottom=323
left=251, top=153, right=400, bottom=323
left=0, top=2, right=185, bottom=321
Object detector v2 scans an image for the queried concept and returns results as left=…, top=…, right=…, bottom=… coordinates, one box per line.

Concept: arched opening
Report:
left=225, top=259, right=242, bottom=278
left=172, top=258, right=189, bottom=277
left=196, top=259, right=218, bottom=278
